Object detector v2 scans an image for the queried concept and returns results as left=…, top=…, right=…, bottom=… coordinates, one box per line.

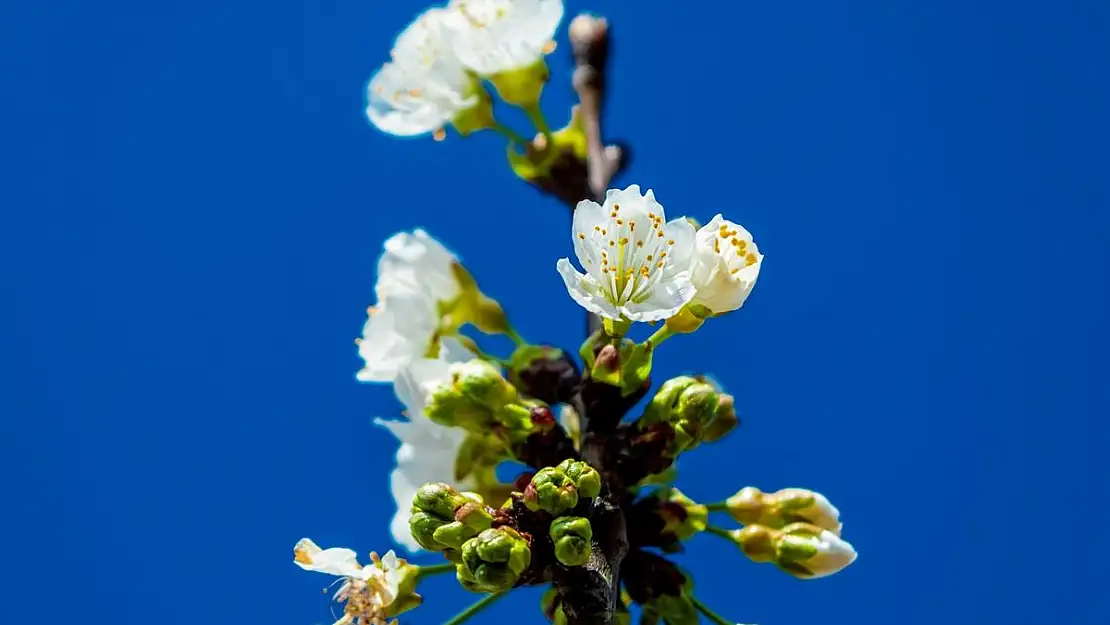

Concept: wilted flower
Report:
left=366, top=7, right=484, bottom=138
left=688, top=214, right=762, bottom=314
left=557, top=185, right=696, bottom=322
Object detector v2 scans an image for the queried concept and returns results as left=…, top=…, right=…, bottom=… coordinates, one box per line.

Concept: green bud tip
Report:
left=551, top=516, right=593, bottom=567
left=524, top=466, right=579, bottom=516
left=412, top=482, right=466, bottom=518
left=557, top=459, right=602, bottom=499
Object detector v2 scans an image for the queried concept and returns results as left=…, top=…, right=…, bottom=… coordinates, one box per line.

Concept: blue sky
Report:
left=2, top=1, right=1108, bottom=624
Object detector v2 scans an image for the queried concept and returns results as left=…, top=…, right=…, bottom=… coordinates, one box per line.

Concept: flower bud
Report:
left=457, top=527, right=532, bottom=592
left=454, top=360, right=518, bottom=407
left=733, top=523, right=857, bottom=579
left=701, top=394, right=738, bottom=443
left=640, top=376, right=721, bottom=453
left=432, top=521, right=480, bottom=550
left=726, top=487, right=842, bottom=535
left=550, top=516, right=593, bottom=567
left=455, top=501, right=495, bottom=532
left=412, top=482, right=468, bottom=519
left=556, top=459, right=602, bottom=500
left=409, top=511, right=449, bottom=551
left=656, top=489, right=708, bottom=541
left=524, top=467, right=579, bottom=516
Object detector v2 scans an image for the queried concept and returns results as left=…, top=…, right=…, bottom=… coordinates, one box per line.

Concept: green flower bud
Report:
left=412, top=482, right=468, bottom=519
left=524, top=467, right=579, bottom=516
left=654, top=593, right=698, bottom=625
left=550, top=516, right=593, bottom=567
left=409, top=511, right=450, bottom=551
left=455, top=360, right=518, bottom=407
left=640, top=376, right=721, bottom=454
left=657, top=489, right=708, bottom=541
left=457, top=527, right=532, bottom=592
left=557, top=459, right=602, bottom=499
left=701, top=394, right=738, bottom=443
left=455, top=501, right=495, bottom=532
left=432, top=520, right=480, bottom=550
left=425, top=384, right=489, bottom=429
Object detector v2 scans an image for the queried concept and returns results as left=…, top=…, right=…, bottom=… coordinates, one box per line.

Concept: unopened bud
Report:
left=656, top=489, right=708, bottom=540
left=409, top=511, right=450, bottom=551
left=641, top=376, right=721, bottom=453
left=454, top=501, right=495, bottom=532
left=550, top=516, right=593, bottom=567
left=455, top=360, right=517, bottom=407
left=733, top=523, right=857, bottom=579
left=556, top=459, right=602, bottom=499
left=412, top=482, right=467, bottom=519
left=457, top=527, right=532, bottom=592
left=524, top=466, right=579, bottom=516
left=726, top=487, right=842, bottom=535
left=701, top=394, right=738, bottom=443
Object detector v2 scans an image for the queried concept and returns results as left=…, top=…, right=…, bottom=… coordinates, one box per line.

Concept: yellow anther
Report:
left=594, top=225, right=601, bottom=232
left=578, top=233, right=586, bottom=239
left=543, top=40, right=557, bottom=54
left=730, top=267, right=741, bottom=274
left=646, top=255, right=653, bottom=261
left=667, top=238, right=675, bottom=245
left=731, top=237, right=741, bottom=246
left=601, top=229, right=607, bottom=235
left=657, top=261, right=665, bottom=268
left=408, top=88, right=423, bottom=97
left=659, top=252, right=667, bottom=259
left=609, top=240, right=615, bottom=247
left=614, top=203, right=621, bottom=210
left=746, top=253, right=758, bottom=265
left=619, top=237, right=629, bottom=245
left=629, top=220, right=636, bottom=230
left=433, top=128, right=446, bottom=141
left=616, top=219, right=624, bottom=225
left=636, top=241, right=644, bottom=248
left=657, top=232, right=665, bottom=238
left=714, top=239, right=720, bottom=253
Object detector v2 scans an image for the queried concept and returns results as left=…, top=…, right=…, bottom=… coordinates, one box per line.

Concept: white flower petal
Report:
left=294, top=538, right=364, bottom=577
left=689, top=214, right=762, bottom=313
left=376, top=229, right=459, bottom=301
left=557, top=257, right=622, bottom=319
left=446, top=0, right=564, bottom=75
left=356, top=294, right=438, bottom=383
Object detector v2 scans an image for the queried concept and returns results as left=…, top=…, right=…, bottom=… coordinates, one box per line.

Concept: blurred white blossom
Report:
left=375, top=338, right=474, bottom=551
left=366, top=7, right=482, bottom=137
left=294, top=538, right=405, bottom=625
left=557, top=185, right=696, bottom=322
left=356, top=229, right=465, bottom=383
left=445, top=0, right=564, bottom=75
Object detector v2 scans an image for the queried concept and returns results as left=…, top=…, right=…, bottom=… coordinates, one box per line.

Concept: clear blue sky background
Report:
left=3, top=1, right=1108, bottom=623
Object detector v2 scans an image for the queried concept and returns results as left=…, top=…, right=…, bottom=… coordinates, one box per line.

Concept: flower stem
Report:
left=415, top=562, right=456, bottom=580
left=455, top=333, right=510, bottom=366
left=704, top=501, right=729, bottom=512
left=690, top=595, right=737, bottom=625
left=523, top=104, right=560, bottom=172
left=705, top=524, right=737, bottom=542
left=506, top=327, right=526, bottom=346
left=645, top=323, right=677, bottom=348
left=443, top=591, right=508, bottom=625
left=492, top=120, right=530, bottom=146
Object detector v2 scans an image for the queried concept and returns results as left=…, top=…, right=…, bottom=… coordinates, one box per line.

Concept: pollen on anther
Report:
left=636, top=241, right=644, bottom=248
left=730, top=267, right=741, bottom=274
left=614, top=203, right=621, bottom=210
left=578, top=233, right=586, bottom=240
left=601, top=229, right=607, bottom=236
left=667, top=238, right=675, bottom=245
left=616, top=219, right=624, bottom=225
left=594, top=225, right=601, bottom=232
left=432, top=128, right=447, bottom=142
left=657, top=232, right=665, bottom=238
left=657, top=261, right=665, bottom=268
left=746, top=253, right=758, bottom=265
left=731, top=237, right=741, bottom=246
left=609, top=240, right=615, bottom=247
left=659, top=252, right=667, bottom=259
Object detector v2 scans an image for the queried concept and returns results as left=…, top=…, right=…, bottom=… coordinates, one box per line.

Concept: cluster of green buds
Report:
left=655, top=489, right=708, bottom=541
left=726, top=522, right=857, bottom=579
left=550, top=516, right=593, bottom=567
left=424, top=359, right=538, bottom=440
left=523, top=459, right=602, bottom=515
left=639, top=376, right=734, bottom=453
left=409, top=482, right=494, bottom=552
left=457, top=526, right=532, bottom=593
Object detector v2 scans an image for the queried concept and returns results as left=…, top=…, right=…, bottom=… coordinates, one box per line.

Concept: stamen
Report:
left=432, top=128, right=446, bottom=141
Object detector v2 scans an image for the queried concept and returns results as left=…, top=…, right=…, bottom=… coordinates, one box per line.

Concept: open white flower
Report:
left=294, top=539, right=404, bottom=625
left=376, top=338, right=474, bottom=551
left=357, top=229, right=467, bottom=383
left=557, top=185, right=697, bottom=322
left=445, top=0, right=564, bottom=75
left=689, top=214, right=763, bottom=314
left=366, top=7, right=481, bottom=137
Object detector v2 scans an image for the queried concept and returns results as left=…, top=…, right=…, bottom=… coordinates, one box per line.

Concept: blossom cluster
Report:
left=365, top=0, right=564, bottom=138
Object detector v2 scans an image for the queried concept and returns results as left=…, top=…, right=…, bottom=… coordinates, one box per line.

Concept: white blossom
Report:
left=688, top=214, right=763, bottom=313
left=366, top=7, right=481, bottom=137
left=376, top=338, right=474, bottom=551
left=356, top=229, right=466, bottom=383
left=293, top=539, right=404, bottom=625
left=557, top=185, right=697, bottom=322
left=445, top=0, right=564, bottom=75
